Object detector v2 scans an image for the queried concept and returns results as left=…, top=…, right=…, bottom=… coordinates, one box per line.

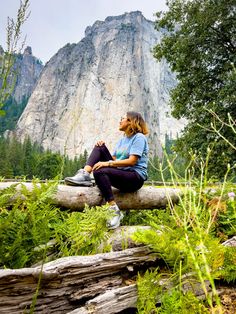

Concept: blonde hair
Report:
left=125, top=111, right=149, bottom=137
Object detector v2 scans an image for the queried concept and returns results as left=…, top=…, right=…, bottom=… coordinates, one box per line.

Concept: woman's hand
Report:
left=92, top=161, right=109, bottom=171
left=96, top=141, right=105, bottom=146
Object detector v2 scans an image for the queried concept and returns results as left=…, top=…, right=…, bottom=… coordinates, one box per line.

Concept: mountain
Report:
left=0, top=46, right=43, bottom=134
left=0, top=46, right=43, bottom=104
left=12, top=46, right=43, bottom=103
left=15, top=11, right=186, bottom=158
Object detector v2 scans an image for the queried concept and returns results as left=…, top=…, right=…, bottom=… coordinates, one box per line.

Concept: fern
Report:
left=136, top=269, right=161, bottom=314
left=218, top=246, right=236, bottom=283
left=136, top=269, right=209, bottom=314
left=54, top=205, right=111, bottom=256
left=158, top=289, right=209, bottom=314
left=0, top=180, right=61, bottom=268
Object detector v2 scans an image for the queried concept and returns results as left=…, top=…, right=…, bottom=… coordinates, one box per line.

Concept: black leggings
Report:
left=87, top=144, right=144, bottom=202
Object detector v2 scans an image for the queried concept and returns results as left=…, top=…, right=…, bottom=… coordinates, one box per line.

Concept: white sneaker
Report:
left=107, top=204, right=124, bottom=229
left=64, top=169, right=93, bottom=186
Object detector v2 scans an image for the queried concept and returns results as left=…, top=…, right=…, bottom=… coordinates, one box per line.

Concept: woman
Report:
left=65, top=111, right=149, bottom=229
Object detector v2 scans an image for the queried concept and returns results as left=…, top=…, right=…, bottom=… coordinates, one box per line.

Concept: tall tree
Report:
left=153, top=0, right=236, bottom=178
left=35, top=153, right=63, bottom=179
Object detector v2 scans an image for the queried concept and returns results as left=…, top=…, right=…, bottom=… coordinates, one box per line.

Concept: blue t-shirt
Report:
left=113, top=133, right=149, bottom=180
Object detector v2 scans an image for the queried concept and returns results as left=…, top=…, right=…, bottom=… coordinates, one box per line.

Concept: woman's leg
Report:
left=93, top=168, right=144, bottom=202
left=64, top=144, right=112, bottom=186
left=94, top=167, right=144, bottom=229
left=86, top=144, right=113, bottom=170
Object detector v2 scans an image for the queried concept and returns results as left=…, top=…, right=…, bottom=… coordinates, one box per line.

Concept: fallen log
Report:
left=0, top=246, right=158, bottom=314
left=0, top=181, right=181, bottom=210
left=0, top=226, right=234, bottom=314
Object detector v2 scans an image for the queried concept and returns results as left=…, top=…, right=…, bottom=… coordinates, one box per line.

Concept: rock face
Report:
left=15, top=11, right=185, bottom=158
left=10, top=46, right=43, bottom=103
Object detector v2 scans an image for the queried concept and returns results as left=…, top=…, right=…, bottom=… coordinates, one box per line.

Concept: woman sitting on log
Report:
left=64, top=111, right=149, bottom=229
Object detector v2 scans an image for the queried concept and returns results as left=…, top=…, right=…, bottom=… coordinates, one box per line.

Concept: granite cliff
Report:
left=0, top=46, right=43, bottom=103
left=13, top=46, right=43, bottom=103
left=0, top=46, right=43, bottom=134
left=15, top=11, right=185, bottom=158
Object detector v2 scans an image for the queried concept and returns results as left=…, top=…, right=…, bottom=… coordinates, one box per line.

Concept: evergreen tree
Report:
left=0, top=138, right=13, bottom=178
left=148, top=135, right=186, bottom=182
left=0, top=96, right=29, bottom=134
left=0, top=137, right=93, bottom=180
left=7, top=136, right=24, bottom=176
left=35, top=152, right=63, bottom=179
left=23, top=137, right=36, bottom=178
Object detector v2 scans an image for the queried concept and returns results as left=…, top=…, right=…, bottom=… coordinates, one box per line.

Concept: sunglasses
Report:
left=120, top=116, right=130, bottom=122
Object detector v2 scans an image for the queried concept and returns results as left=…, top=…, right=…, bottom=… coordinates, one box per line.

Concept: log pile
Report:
left=0, top=182, right=181, bottom=210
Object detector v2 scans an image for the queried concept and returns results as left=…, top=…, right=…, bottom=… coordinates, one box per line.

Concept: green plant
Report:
left=133, top=147, right=236, bottom=312
left=153, top=0, right=235, bottom=178
left=0, top=180, right=61, bottom=268
left=136, top=269, right=161, bottom=314
left=54, top=204, right=111, bottom=256
left=158, top=289, right=209, bottom=314
left=136, top=269, right=209, bottom=314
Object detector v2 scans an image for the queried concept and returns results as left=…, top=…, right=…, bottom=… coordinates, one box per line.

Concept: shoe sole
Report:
left=64, top=179, right=93, bottom=187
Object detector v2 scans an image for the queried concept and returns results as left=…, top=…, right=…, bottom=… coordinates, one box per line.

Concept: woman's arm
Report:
left=92, top=155, right=138, bottom=171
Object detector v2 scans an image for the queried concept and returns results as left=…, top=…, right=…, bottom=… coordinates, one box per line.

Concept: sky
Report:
left=0, top=0, right=167, bottom=64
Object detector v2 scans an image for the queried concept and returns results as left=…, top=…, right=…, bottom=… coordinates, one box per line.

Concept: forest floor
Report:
left=218, top=285, right=236, bottom=313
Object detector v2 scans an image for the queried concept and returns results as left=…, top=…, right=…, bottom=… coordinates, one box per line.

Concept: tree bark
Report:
left=0, top=182, right=181, bottom=210
left=0, top=246, right=158, bottom=314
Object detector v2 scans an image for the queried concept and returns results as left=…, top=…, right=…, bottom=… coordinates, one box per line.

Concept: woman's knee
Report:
left=93, top=168, right=106, bottom=178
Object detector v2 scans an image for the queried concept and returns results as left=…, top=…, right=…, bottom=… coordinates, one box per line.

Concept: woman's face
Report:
left=119, top=115, right=130, bottom=131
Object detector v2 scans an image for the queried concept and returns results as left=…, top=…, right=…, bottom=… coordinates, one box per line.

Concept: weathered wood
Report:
left=1, top=230, right=235, bottom=314
left=67, top=285, right=137, bottom=314
left=0, top=181, right=181, bottom=210
left=0, top=246, right=158, bottom=314
left=101, top=225, right=151, bottom=251
left=222, top=236, right=236, bottom=247
left=67, top=279, right=212, bottom=314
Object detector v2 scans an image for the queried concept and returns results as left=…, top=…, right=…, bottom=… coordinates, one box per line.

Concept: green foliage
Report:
left=0, top=136, right=87, bottom=179
left=121, top=209, right=153, bottom=226
left=136, top=269, right=209, bottom=313
left=219, top=246, right=236, bottom=283
left=132, top=208, right=229, bottom=276
left=35, top=153, right=63, bottom=179
left=54, top=205, right=111, bottom=256
left=0, top=181, right=61, bottom=268
left=158, top=289, right=209, bottom=314
left=0, top=184, right=114, bottom=268
left=0, top=95, right=28, bottom=134
left=148, top=136, right=187, bottom=182
left=153, top=0, right=236, bottom=178
left=136, top=269, right=161, bottom=313
left=205, top=185, right=236, bottom=239
left=134, top=176, right=236, bottom=312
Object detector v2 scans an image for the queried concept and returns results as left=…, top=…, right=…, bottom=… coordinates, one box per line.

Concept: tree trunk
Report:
left=0, top=182, right=181, bottom=210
